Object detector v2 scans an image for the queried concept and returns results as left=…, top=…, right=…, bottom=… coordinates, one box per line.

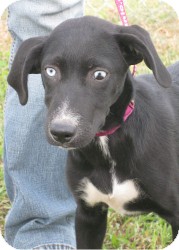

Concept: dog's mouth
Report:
left=48, top=132, right=78, bottom=150
left=48, top=133, right=94, bottom=150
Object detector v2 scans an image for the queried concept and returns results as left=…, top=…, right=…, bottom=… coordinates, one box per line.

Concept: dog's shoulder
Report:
left=167, top=61, right=179, bottom=84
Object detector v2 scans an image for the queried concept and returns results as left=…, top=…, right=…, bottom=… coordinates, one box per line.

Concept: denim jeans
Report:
left=4, top=0, right=84, bottom=249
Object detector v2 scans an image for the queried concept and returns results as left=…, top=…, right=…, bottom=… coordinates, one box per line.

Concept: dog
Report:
left=7, top=16, right=179, bottom=249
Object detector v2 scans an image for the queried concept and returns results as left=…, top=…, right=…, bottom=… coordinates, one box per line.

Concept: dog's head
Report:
left=8, top=16, right=171, bottom=149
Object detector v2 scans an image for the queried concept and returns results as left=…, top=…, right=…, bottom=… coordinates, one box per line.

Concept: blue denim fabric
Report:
left=4, top=0, right=84, bottom=249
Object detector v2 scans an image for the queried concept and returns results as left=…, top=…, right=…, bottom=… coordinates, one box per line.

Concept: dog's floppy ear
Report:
left=115, top=25, right=171, bottom=87
left=7, top=36, right=47, bottom=105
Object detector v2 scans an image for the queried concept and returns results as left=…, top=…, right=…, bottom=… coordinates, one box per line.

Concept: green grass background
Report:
left=0, top=0, right=179, bottom=249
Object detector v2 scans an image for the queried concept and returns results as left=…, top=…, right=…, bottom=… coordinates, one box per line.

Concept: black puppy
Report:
left=8, top=16, right=179, bottom=249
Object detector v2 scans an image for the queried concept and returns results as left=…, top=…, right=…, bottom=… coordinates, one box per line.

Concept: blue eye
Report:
left=46, top=67, right=56, bottom=77
left=94, top=71, right=107, bottom=80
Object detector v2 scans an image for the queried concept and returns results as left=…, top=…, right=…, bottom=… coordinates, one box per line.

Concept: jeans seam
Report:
left=7, top=7, right=17, bottom=66
left=33, top=242, right=75, bottom=250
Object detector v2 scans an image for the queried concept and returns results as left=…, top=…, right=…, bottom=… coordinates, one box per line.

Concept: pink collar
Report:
left=95, top=100, right=135, bottom=137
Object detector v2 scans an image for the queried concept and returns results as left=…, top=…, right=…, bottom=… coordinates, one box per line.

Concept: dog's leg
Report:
left=75, top=203, right=108, bottom=249
left=172, top=224, right=179, bottom=240
left=168, top=215, right=179, bottom=240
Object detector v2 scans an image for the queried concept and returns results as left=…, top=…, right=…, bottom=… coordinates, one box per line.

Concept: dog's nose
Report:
left=50, top=122, right=76, bottom=144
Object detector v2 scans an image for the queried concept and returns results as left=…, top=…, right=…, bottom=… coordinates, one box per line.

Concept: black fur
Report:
left=8, top=16, right=179, bottom=249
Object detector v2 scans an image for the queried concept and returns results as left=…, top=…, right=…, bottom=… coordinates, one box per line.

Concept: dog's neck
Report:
left=96, top=71, right=134, bottom=137
left=96, top=100, right=134, bottom=137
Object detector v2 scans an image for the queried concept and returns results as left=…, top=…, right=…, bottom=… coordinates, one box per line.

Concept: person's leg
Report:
left=4, top=0, right=84, bottom=249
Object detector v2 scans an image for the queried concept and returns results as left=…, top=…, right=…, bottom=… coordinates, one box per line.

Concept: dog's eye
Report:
left=94, top=71, right=107, bottom=81
left=45, top=67, right=56, bottom=77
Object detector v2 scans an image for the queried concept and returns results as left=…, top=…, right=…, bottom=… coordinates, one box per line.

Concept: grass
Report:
left=104, top=211, right=172, bottom=249
left=0, top=0, right=179, bottom=248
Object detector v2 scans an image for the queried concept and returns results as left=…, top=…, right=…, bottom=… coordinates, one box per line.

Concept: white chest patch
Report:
left=79, top=177, right=140, bottom=215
